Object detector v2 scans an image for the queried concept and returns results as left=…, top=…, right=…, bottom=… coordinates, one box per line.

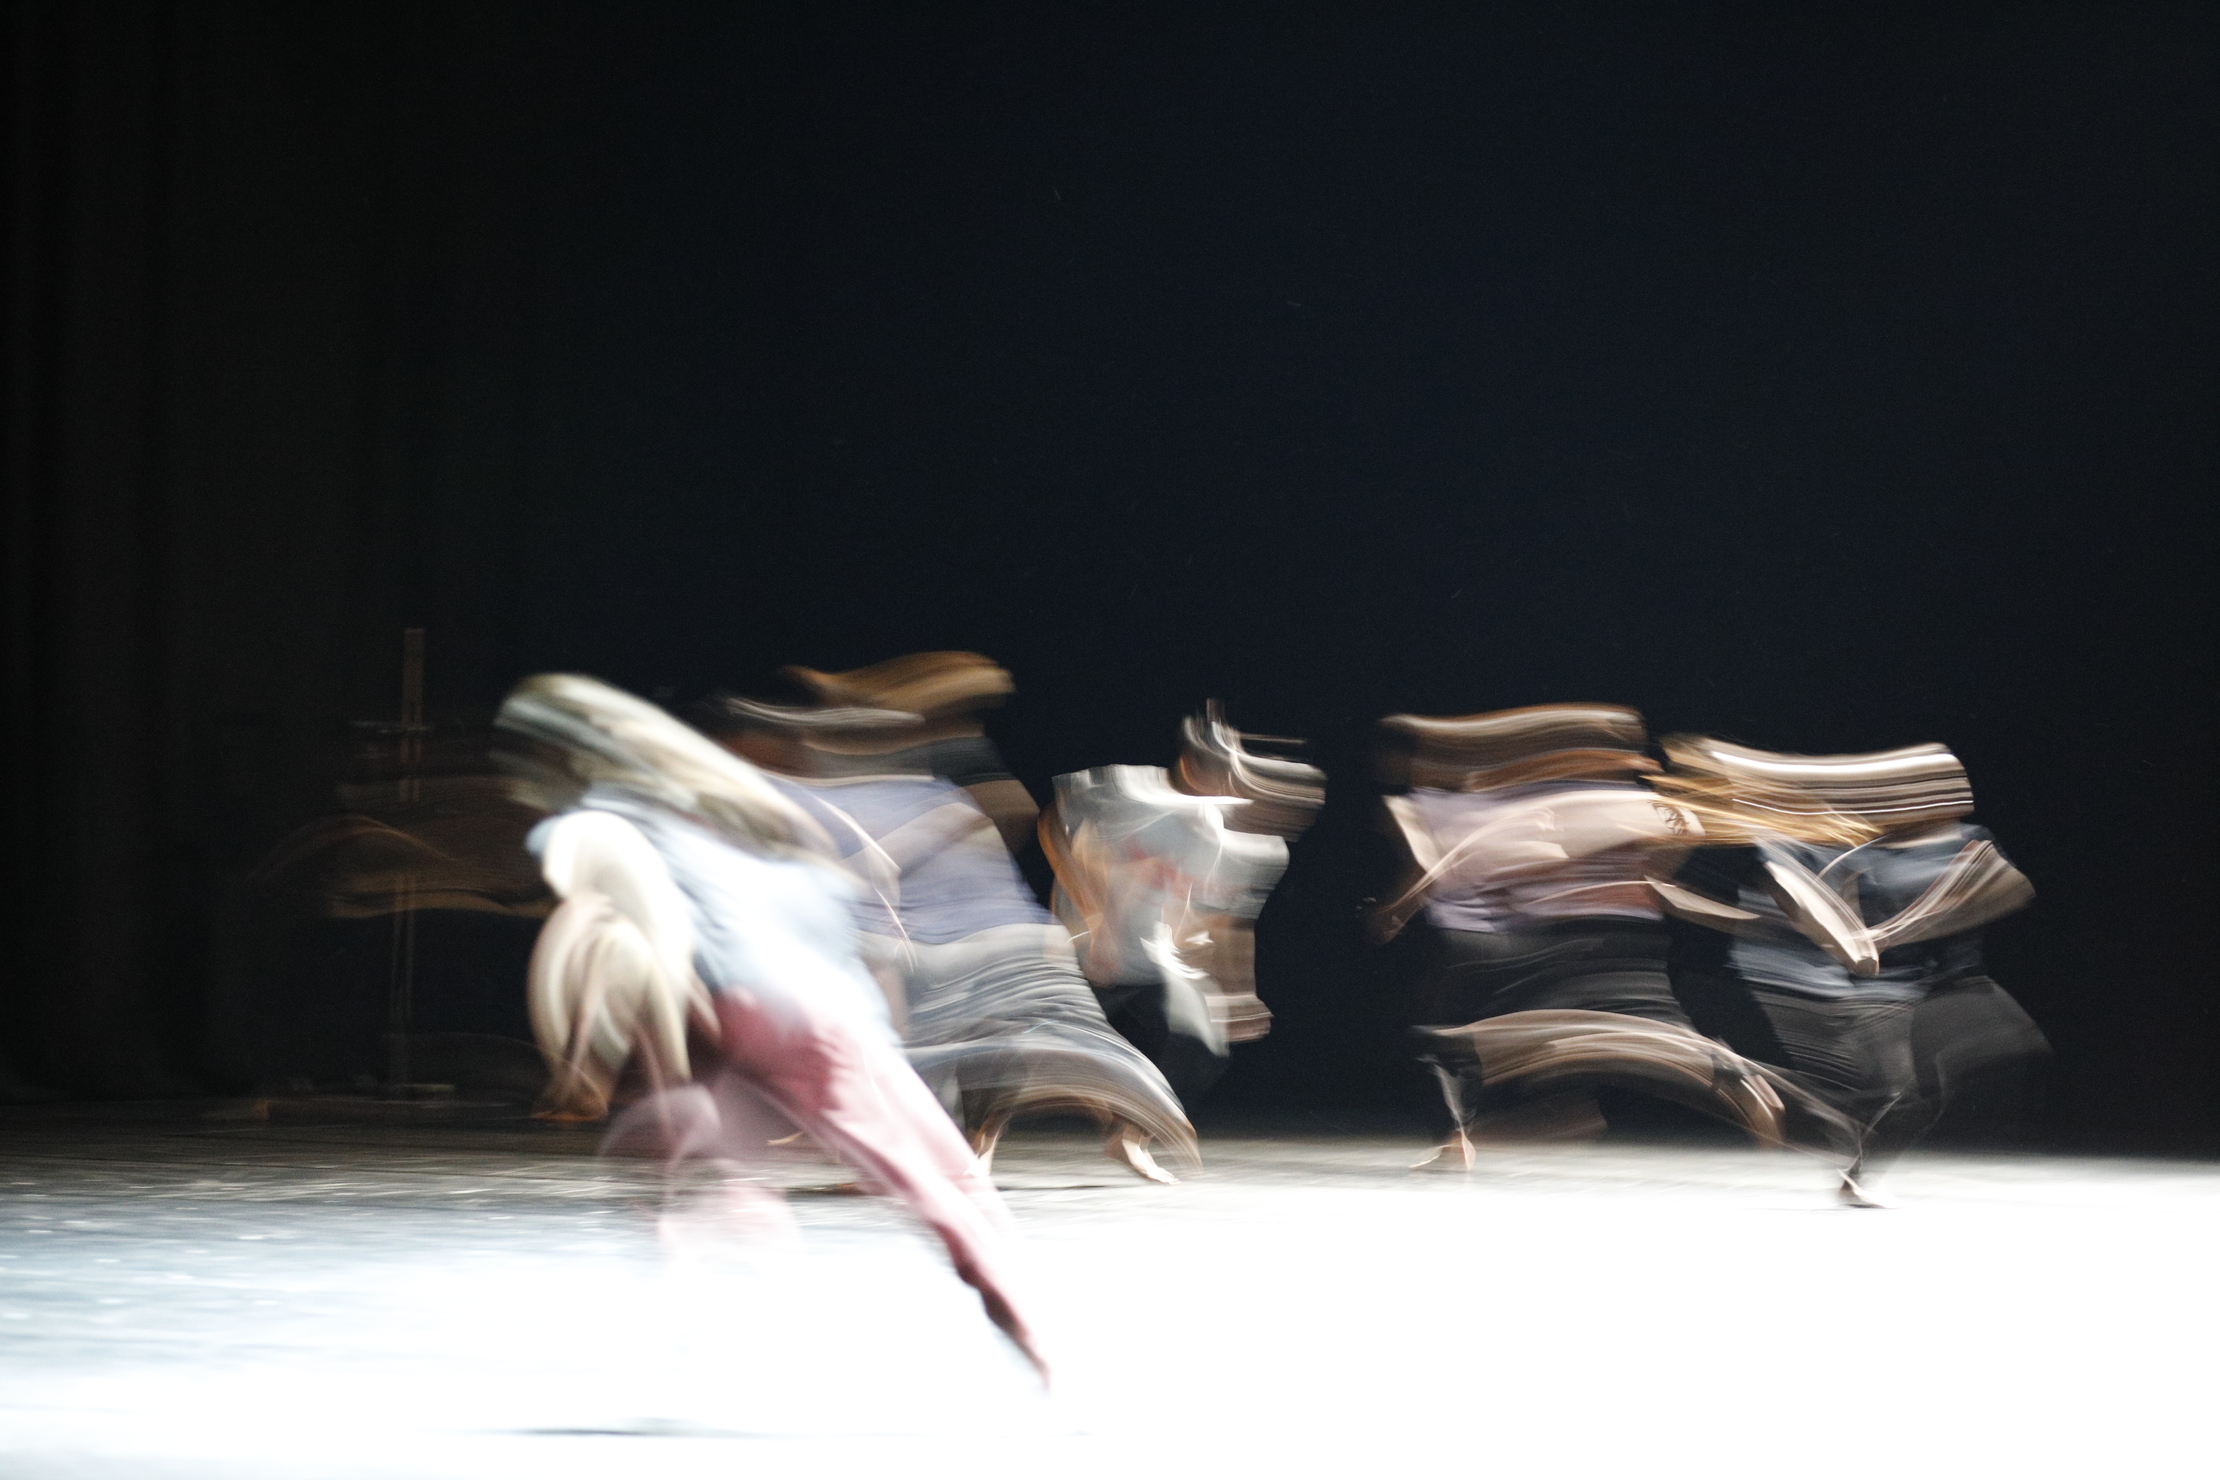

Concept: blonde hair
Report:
left=497, top=674, right=822, bottom=856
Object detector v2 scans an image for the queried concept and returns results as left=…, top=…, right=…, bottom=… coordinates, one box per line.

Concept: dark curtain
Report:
left=4, top=3, right=2214, bottom=1149
left=3, top=2, right=543, bottom=1095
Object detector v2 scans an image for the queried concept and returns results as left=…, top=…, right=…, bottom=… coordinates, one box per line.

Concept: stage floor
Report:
left=3, top=1106, right=2214, bottom=1478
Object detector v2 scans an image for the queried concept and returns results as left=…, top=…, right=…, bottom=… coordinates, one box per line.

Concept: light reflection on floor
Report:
left=2, top=1107, right=2214, bottom=1478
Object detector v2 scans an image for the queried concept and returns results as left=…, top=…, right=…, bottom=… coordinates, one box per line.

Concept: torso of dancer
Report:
left=1041, top=702, right=1324, bottom=1104
left=500, top=674, right=1048, bottom=1378
left=700, top=665, right=1197, bottom=1186
left=1371, top=705, right=1695, bottom=1027
left=1654, top=737, right=2044, bottom=1205
left=783, top=651, right=1042, bottom=854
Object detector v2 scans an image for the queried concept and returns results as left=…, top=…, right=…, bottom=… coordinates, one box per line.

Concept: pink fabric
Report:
left=710, top=991, right=1045, bottom=1379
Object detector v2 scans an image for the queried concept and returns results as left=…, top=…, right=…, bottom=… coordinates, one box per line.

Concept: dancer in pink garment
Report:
left=500, top=673, right=1047, bottom=1380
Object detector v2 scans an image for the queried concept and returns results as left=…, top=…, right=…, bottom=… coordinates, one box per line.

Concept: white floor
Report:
left=3, top=1112, right=2215, bottom=1478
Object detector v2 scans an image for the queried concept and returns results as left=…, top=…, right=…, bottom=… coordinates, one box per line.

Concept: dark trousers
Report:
left=1747, top=974, right=2049, bottom=1162
left=1424, top=920, right=1692, bottom=1133
left=1429, top=920, right=1689, bottom=1028
left=1093, top=978, right=1231, bottom=1109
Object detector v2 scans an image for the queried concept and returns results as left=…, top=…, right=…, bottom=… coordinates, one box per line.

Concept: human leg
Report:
left=905, top=926, right=1197, bottom=1179
left=712, top=988, right=1047, bottom=1379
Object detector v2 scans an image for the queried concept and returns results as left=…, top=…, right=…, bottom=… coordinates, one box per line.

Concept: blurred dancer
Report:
left=1655, top=738, right=2044, bottom=1203
left=497, top=675, right=1047, bottom=1376
left=1371, top=705, right=1849, bottom=1170
left=784, top=652, right=1040, bottom=853
left=702, top=690, right=1198, bottom=1184
left=1040, top=703, right=1324, bottom=1103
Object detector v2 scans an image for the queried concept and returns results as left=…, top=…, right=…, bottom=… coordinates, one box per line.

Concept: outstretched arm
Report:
left=1367, top=797, right=1437, bottom=944
left=965, top=778, right=1041, bottom=855
left=1869, top=839, right=2033, bottom=949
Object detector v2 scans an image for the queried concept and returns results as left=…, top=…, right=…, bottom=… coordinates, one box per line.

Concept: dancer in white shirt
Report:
left=1041, top=703, right=1323, bottom=1103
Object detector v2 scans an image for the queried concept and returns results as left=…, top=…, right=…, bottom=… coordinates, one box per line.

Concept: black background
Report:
left=6, top=3, right=2213, bottom=1146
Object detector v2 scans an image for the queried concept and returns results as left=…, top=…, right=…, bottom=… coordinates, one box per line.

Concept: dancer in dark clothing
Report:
left=1654, top=737, right=2045, bottom=1203
left=1372, top=706, right=1850, bottom=1170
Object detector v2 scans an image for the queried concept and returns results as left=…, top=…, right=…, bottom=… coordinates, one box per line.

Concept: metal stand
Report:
left=383, top=626, right=427, bottom=1098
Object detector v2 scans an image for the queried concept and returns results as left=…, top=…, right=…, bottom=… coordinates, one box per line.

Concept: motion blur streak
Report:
left=249, top=727, right=550, bottom=920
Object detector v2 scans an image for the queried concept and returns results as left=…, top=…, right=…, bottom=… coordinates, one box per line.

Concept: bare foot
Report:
left=978, top=1286, right=1053, bottom=1387
left=1105, top=1129, right=1178, bottom=1184
left=1410, top=1130, right=1474, bottom=1172
left=962, top=1125, right=1001, bottom=1179
left=1837, top=1174, right=1899, bottom=1209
